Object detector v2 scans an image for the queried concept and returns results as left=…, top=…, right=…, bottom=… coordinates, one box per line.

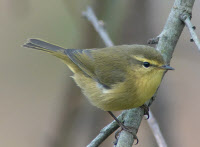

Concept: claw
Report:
left=114, top=126, right=139, bottom=145
left=114, top=128, right=122, bottom=145
left=121, top=126, right=139, bottom=144
left=115, top=128, right=122, bottom=139
left=135, top=137, right=139, bottom=145
left=141, top=104, right=150, bottom=119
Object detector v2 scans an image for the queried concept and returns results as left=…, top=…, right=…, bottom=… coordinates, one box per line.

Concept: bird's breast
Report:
left=134, top=71, right=164, bottom=106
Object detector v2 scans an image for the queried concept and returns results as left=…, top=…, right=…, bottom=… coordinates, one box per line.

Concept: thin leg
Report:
left=107, top=111, right=126, bottom=129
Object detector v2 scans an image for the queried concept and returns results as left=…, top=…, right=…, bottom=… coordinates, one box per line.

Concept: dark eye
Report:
left=143, top=62, right=150, bottom=68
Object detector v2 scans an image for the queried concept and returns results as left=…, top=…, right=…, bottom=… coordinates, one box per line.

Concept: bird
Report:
left=24, top=39, right=174, bottom=142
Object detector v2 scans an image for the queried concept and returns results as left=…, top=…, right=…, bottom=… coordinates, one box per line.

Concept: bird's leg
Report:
left=107, top=111, right=139, bottom=144
left=140, top=104, right=150, bottom=119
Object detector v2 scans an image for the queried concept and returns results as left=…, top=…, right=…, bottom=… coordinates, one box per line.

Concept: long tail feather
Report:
left=23, top=39, right=66, bottom=53
left=23, top=39, right=83, bottom=73
left=24, top=39, right=72, bottom=61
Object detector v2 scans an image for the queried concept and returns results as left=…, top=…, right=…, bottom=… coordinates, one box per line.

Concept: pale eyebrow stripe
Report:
left=131, top=55, right=160, bottom=66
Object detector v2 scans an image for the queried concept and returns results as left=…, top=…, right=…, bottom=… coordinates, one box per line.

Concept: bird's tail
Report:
left=23, top=39, right=70, bottom=61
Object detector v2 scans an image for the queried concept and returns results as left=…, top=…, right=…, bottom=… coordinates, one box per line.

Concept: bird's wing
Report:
left=65, top=49, right=96, bottom=78
left=64, top=49, right=126, bottom=89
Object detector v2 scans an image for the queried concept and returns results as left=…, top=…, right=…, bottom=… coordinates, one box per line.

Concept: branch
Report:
left=156, top=0, right=195, bottom=63
left=83, top=6, right=168, bottom=147
left=87, top=111, right=125, bottom=147
left=180, top=14, right=200, bottom=51
left=82, top=7, right=113, bottom=47
left=84, top=0, right=196, bottom=146
left=114, top=109, right=143, bottom=147
left=147, top=111, right=167, bottom=147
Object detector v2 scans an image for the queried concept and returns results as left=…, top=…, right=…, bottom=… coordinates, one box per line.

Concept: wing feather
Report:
left=64, top=49, right=126, bottom=89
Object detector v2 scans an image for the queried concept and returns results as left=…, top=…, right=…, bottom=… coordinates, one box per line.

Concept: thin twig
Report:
left=82, top=7, right=113, bottom=47
left=83, top=6, right=168, bottom=147
left=147, top=110, right=167, bottom=147
left=180, top=14, right=200, bottom=51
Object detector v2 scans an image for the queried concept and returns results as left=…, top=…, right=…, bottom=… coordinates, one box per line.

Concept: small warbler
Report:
left=24, top=39, right=174, bottom=141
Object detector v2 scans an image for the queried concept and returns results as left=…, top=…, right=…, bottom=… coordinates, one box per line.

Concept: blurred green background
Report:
left=1, top=0, right=200, bottom=147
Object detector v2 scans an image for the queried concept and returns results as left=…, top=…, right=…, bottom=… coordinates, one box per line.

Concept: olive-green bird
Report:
left=24, top=39, right=173, bottom=140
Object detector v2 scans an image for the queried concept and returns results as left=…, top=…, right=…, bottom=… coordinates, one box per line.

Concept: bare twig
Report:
left=156, top=0, right=195, bottom=63
left=82, top=7, right=113, bottom=47
left=147, top=111, right=167, bottom=147
left=180, top=14, right=200, bottom=51
left=83, top=6, right=168, bottom=147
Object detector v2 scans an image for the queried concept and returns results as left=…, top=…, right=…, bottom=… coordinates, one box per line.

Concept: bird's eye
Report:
left=143, top=62, right=150, bottom=68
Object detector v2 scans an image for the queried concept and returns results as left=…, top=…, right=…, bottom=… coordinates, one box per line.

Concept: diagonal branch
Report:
left=82, top=7, right=113, bottom=47
left=84, top=0, right=196, bottom=146
left=83, top=6, right=168, bottom=147
left=156, top=0, right=195, bottom=63
left=180, top=14, right=200, bottom=51
left=147, top=111, right=167, bottom=147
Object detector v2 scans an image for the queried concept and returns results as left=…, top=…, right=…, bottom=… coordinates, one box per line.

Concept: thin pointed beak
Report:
left=160, top=65, right=174, bottom=70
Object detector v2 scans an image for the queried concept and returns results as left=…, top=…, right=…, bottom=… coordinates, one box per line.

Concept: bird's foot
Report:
left=115, top=125, right=139, bottom=145
left=107, top=111, right=139, bottom=145
left=140, top=104, right=150, bottom=119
